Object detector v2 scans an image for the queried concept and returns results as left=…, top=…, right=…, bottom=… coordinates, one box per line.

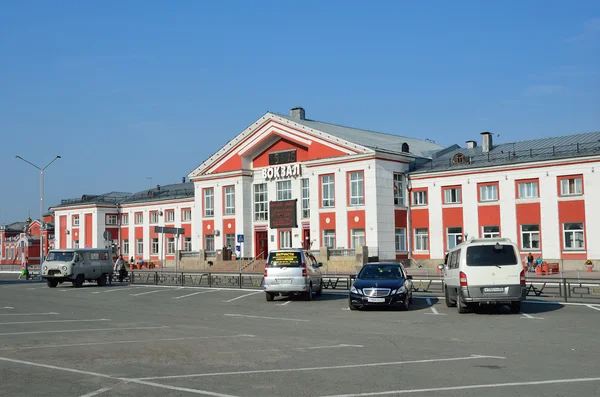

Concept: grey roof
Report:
left=412, top=131, right=600, bottom=174
left=122, top=182, right=194, bottom=204
left=1, top=222, right=28, bottom=233
left=274, top=113, right=445, bottom=158
left=56, top=191, right=132, bottom=208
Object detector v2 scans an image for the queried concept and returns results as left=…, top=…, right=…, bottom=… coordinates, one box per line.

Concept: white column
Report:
left=462, top=181, right=478, bottom=239
left=428, top=183, right=444, bottom=259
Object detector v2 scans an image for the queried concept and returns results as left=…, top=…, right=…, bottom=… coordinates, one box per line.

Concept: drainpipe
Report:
left=406, top=174, right=412, bottom=266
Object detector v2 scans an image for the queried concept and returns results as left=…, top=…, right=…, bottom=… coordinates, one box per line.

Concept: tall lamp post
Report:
left=16, top=155, right=61, bottom=280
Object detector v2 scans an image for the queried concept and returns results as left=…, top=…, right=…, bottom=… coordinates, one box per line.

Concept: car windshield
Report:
left=466, top=244, right=518, bottom=266
left=46, top=251, right=75, bottom=262
left=359, top=265, right=404, bottom=280
left=268, top=251, right=302, bottom=267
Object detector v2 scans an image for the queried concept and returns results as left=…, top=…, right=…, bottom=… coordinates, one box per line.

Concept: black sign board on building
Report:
left=269, top=199, right=298, bottom=229
left=269, top=149, right=297, bottom=165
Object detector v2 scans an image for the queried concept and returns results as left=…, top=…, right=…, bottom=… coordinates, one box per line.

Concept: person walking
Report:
left=18, top=256, right=29, bottom=280
left=526, top=253, right=534, bottom=273
left=113, top=254, right=124, bottom=273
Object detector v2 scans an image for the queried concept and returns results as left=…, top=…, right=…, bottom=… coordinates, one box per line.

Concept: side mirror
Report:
left=350, top=274, right=357, bottom=280
left=437, top=264, right=445, bottom=270
left=407, top=275, right=413, bottom=280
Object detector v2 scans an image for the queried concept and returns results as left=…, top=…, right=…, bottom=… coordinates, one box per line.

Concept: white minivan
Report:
left=438, top=238, right=526, bottom=313
left=42, top=249, right=114, bottom=288
left=263, top=250, right=323, bottom=301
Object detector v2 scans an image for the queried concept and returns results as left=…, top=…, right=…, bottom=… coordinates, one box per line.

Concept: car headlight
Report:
left=395, top=285, right=407, bottom=294
left=350, top=286, right=361, bottom=295
left=43, top=266, right=47, bottom=271
left=62, top=266, right=67, bottom=272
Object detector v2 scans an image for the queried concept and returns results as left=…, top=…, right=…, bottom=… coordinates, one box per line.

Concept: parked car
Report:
left=264, top=250, right=323, bottom=301
left=348, top=263, right=413, bottom=311
left=438, top=237, right=527, bottom=313
left=42, top=248, right=113, bottom=288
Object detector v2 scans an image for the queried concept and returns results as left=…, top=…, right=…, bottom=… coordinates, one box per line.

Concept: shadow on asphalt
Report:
left=469, top=301, right=563, bottom=315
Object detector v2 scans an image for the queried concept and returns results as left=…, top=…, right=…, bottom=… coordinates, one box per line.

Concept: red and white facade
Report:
left=0, top=218, right=54, bottom=265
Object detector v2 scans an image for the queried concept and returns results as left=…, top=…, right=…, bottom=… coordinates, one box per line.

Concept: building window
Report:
left=350, top=229, right=365, bottom=249
left=321, top=175, right=335, bottom=207
left=323, top=230, right=335, bottom=248
left=444, top=187, right=461, bottom=204
left=122, top=214, right=129, bottom=225
left=123, top=239, right=129, bottom=255
left=183, top=237, right=192, bottom=252
left=393, top=174, right=405, bottom=206
left=447, top=227, right=463, bottom=250
left=254, top=183, right=268, bottom=221
left=204, top=188, right=214, bottom=217
left=73, top=240, right=79, bottom=249
left=395, top=228, right=406, bottom=252
left=151, top=238, right=159, bottom=254
left=279, top=231, right=292, bottom=249
left=72, top=215, right=79, bottom=226
left=150, top=212, right=159, bottom=224
left=563, top=223, right=584, bottom=250
left=224, top=186, right=235, bottom=215
left=135, top=213, right=143, bottom=224
left=166, top=211, right=175, bottom=222
left=182, top=209, right=192, bottom=222
left=301, top=178, right=310, bottom=219
left=276, top=180, right=292, bottom=201
left=167, top=238, right=175, bottom=254
left=204, top=235, right=215, bottom=252
left=521, top=224, right=540, bottom=250
left=136, top=239, right=143, bottom=255
left=482, top=226, right=500, bottom=238
left=479, top=185, right=498, bottom=202
left=414, top=229, right=429, bottom=251
left=518, top=181, right=539, bottom=198
left=106, top=215, right=118, bottom=225
left=225, top=234, right=235, bottom=249
left=413, top=191, right=427, bottom=206
left=560, top=177, right=583, bottom=196
left=349, top=172, right=364, bottom=205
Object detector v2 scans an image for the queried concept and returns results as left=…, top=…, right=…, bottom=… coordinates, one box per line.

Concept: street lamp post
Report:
left=16, top=155, right=61, bottom=280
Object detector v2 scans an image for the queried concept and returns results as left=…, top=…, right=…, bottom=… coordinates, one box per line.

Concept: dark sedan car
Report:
left=348, top=263, right=413, bottom=311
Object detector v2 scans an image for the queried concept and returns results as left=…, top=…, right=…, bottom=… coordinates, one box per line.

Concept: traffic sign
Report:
left=154, top=226, right=185, bottom=235
left=237, top=234, right=244, bottom=243
left=103, top=230, right=112, bottom=241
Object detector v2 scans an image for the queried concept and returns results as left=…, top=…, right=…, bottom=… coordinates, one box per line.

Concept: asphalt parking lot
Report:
left=1, top=279, right=599, bottom=397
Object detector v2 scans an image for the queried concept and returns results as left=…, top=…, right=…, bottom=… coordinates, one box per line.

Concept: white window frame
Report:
left=350, top=229, right=365, bottom=249
left=135, top=213, right=143, bottom=225
left=447, top=227, right=463, bottom=250
left=393, top=173, right=405, bottom=206
left=563, top=223, right=584, bottom=250
left=323, top=230, right=335, bottom=248
left=413, top=191, right=427, bottom=206
left=150, top=212, right=159, bottom=224
left=276, top=180, right=292, bottom=201
left=560, top=177, right=583, bottom=196
left=482, top=226, right=500, bottom=238
left=518, top=181, right=539, bottom=199
left=395, top=228, right=406, bottom=252
left=72, top=215, right=79, bottom=226
left=254, top=183, right=268, bottom=221
left=136, top=239, right=143, bottom=255
left=321, top=175, right=335, bottom=208
left=224, top=186, right=235, bottom=215
left=349, top=172, right=364, bottom=206
left=414, top=228, right=429, bottom=251
left=479, top=185, right=498, bottom=202
left=444, top=187, right=461, bottom=204
left=301, top=178, right=310, bottom=219
left=151, top=238, right=159, bottom=254
left=204, top=235, right=215, bottom=252
left=121, top=214, right=129, bottom=225
left=106, top=215, right=118, bottom=225
left=520, top=224, right=540, bottom=250
left=279, top=231, right=292, bottom=249
left=123, top=239, right=129, bottom=255
left=167, top=238, right=175, bottom=254
left=166, top=211, right=175, bottom=222
left=182, top=209, right=191, bottom=222
left=183, top=237, right=192, bottom=252
left=204, top=188, right=214, bottom=217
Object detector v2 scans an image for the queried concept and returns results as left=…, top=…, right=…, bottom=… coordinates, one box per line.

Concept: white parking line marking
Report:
left=136, top=354, right=505, bottom=380
left=79, top=387, right=113, bottom=397
left=424, top=298, right=446, bottom=315
left=92, top=287, right=145, bottom=294
left=174, top=289, right=220, bottom=299
left=223, top=291, right=262, bottom=302
left=217, top=343, right=363, bottom=355
left=317, top=376, right=600, bottom=396
left=278, top=300, right=292, bottom=306
left=131, top=287, right=183, bottom=296
left=0, top=318, right=110, bottom=326
left=0, top=325, right=167, bottom=336
left=127, top=379, right=238, bottom=397
left=0, top=312, right=59, bottom=316
left=0, top=356, right=114, bottom=378
left=224, top=313, right=309, bottom=322
left=3, top=307, right=14, bottom=309
left=1, top=334, right=254, bottom=351
left=520, top=312, right=543, bottom=319
left=586, top=304, right=600, bottom=312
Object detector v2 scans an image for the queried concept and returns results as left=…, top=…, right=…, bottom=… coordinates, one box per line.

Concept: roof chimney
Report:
left=466, top=140, right=477, bottom=149
left=182, top=176, right=186, bottom=183
left=290, top=106, right=305, bottom=120
left=156, top=184, right=161, bottom=191
left=481, top=132, right=493, bottom=153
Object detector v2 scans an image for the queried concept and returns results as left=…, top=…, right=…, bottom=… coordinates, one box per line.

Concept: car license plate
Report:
left=276, top=279, right=291, bottom=284
left=367, top=298, right=385, bottom=303
left=484, top=287, right=504, bottom=293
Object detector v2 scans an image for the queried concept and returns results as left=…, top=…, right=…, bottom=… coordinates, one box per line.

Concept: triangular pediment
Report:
left=189, top=113, right=373, bottom=178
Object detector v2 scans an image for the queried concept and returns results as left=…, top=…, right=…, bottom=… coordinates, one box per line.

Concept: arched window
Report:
left=452, top=153, right=466, bottom=164
left=401, top=142, right=409, bottom=153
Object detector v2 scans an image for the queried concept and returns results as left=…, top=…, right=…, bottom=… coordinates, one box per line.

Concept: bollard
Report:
left=239, top=273, right=242, bottom=289
left=563, top=278, right=568, bottom=302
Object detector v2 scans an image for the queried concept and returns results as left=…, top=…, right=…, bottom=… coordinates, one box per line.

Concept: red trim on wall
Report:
left=411, top=208, right=429, bottom=260
left=84, top=214, right=93, bottom=248
left=478, top=205, right=501, bottom=237
left=347, top=210, right=366, bottom=247
left=59, top=216, right=67, bottom=249
left=318, top=212, right=336, bottom=248
left=442, top=207, right=463, bottom=252
left=515, top=202, right=542, bottom=252
left=251, top=138, right=308, bottom=168
left=558, top=199, right=586, bottom=257
left=394, top=209, right=407, bottom=228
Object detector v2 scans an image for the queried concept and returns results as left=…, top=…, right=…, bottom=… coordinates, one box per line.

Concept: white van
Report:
left=42, top=249, right=114, bottom=288
left=263, top=250, right=323, bottom=301
left=438, top=238, right=526, bottom=313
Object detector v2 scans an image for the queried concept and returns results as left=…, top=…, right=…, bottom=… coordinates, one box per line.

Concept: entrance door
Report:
left=303, top=229, right=311, bottom=250
left=255, top=231, right=268, bottom=259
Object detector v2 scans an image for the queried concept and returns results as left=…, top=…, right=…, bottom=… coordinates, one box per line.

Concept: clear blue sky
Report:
left=1, top=1, right=598, bottom=224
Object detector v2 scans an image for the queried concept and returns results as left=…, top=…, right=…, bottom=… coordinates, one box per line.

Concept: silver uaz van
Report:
left=42, top=249, right=114, bottom=288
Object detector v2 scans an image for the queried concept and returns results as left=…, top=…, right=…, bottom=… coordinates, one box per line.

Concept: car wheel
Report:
left=510, top=301, right=521, bottom=314
left=265, top=292, right=275, bottom=302
left=408, top=293, right=413, bottom=304
left=315, top=281, right=323, bottom=297
left=97, top=275, right=107, bottom=287
left=74, top=274, right=84, bottom=288
left=348, top=298, right=359, bottom=310
left=445, top=287, right=456, bottom=307
left=457, top=291, right=468, bottom=314
left=305, top=284, right=313, bottom=301
left=47, top=279, right=58, bottom=288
